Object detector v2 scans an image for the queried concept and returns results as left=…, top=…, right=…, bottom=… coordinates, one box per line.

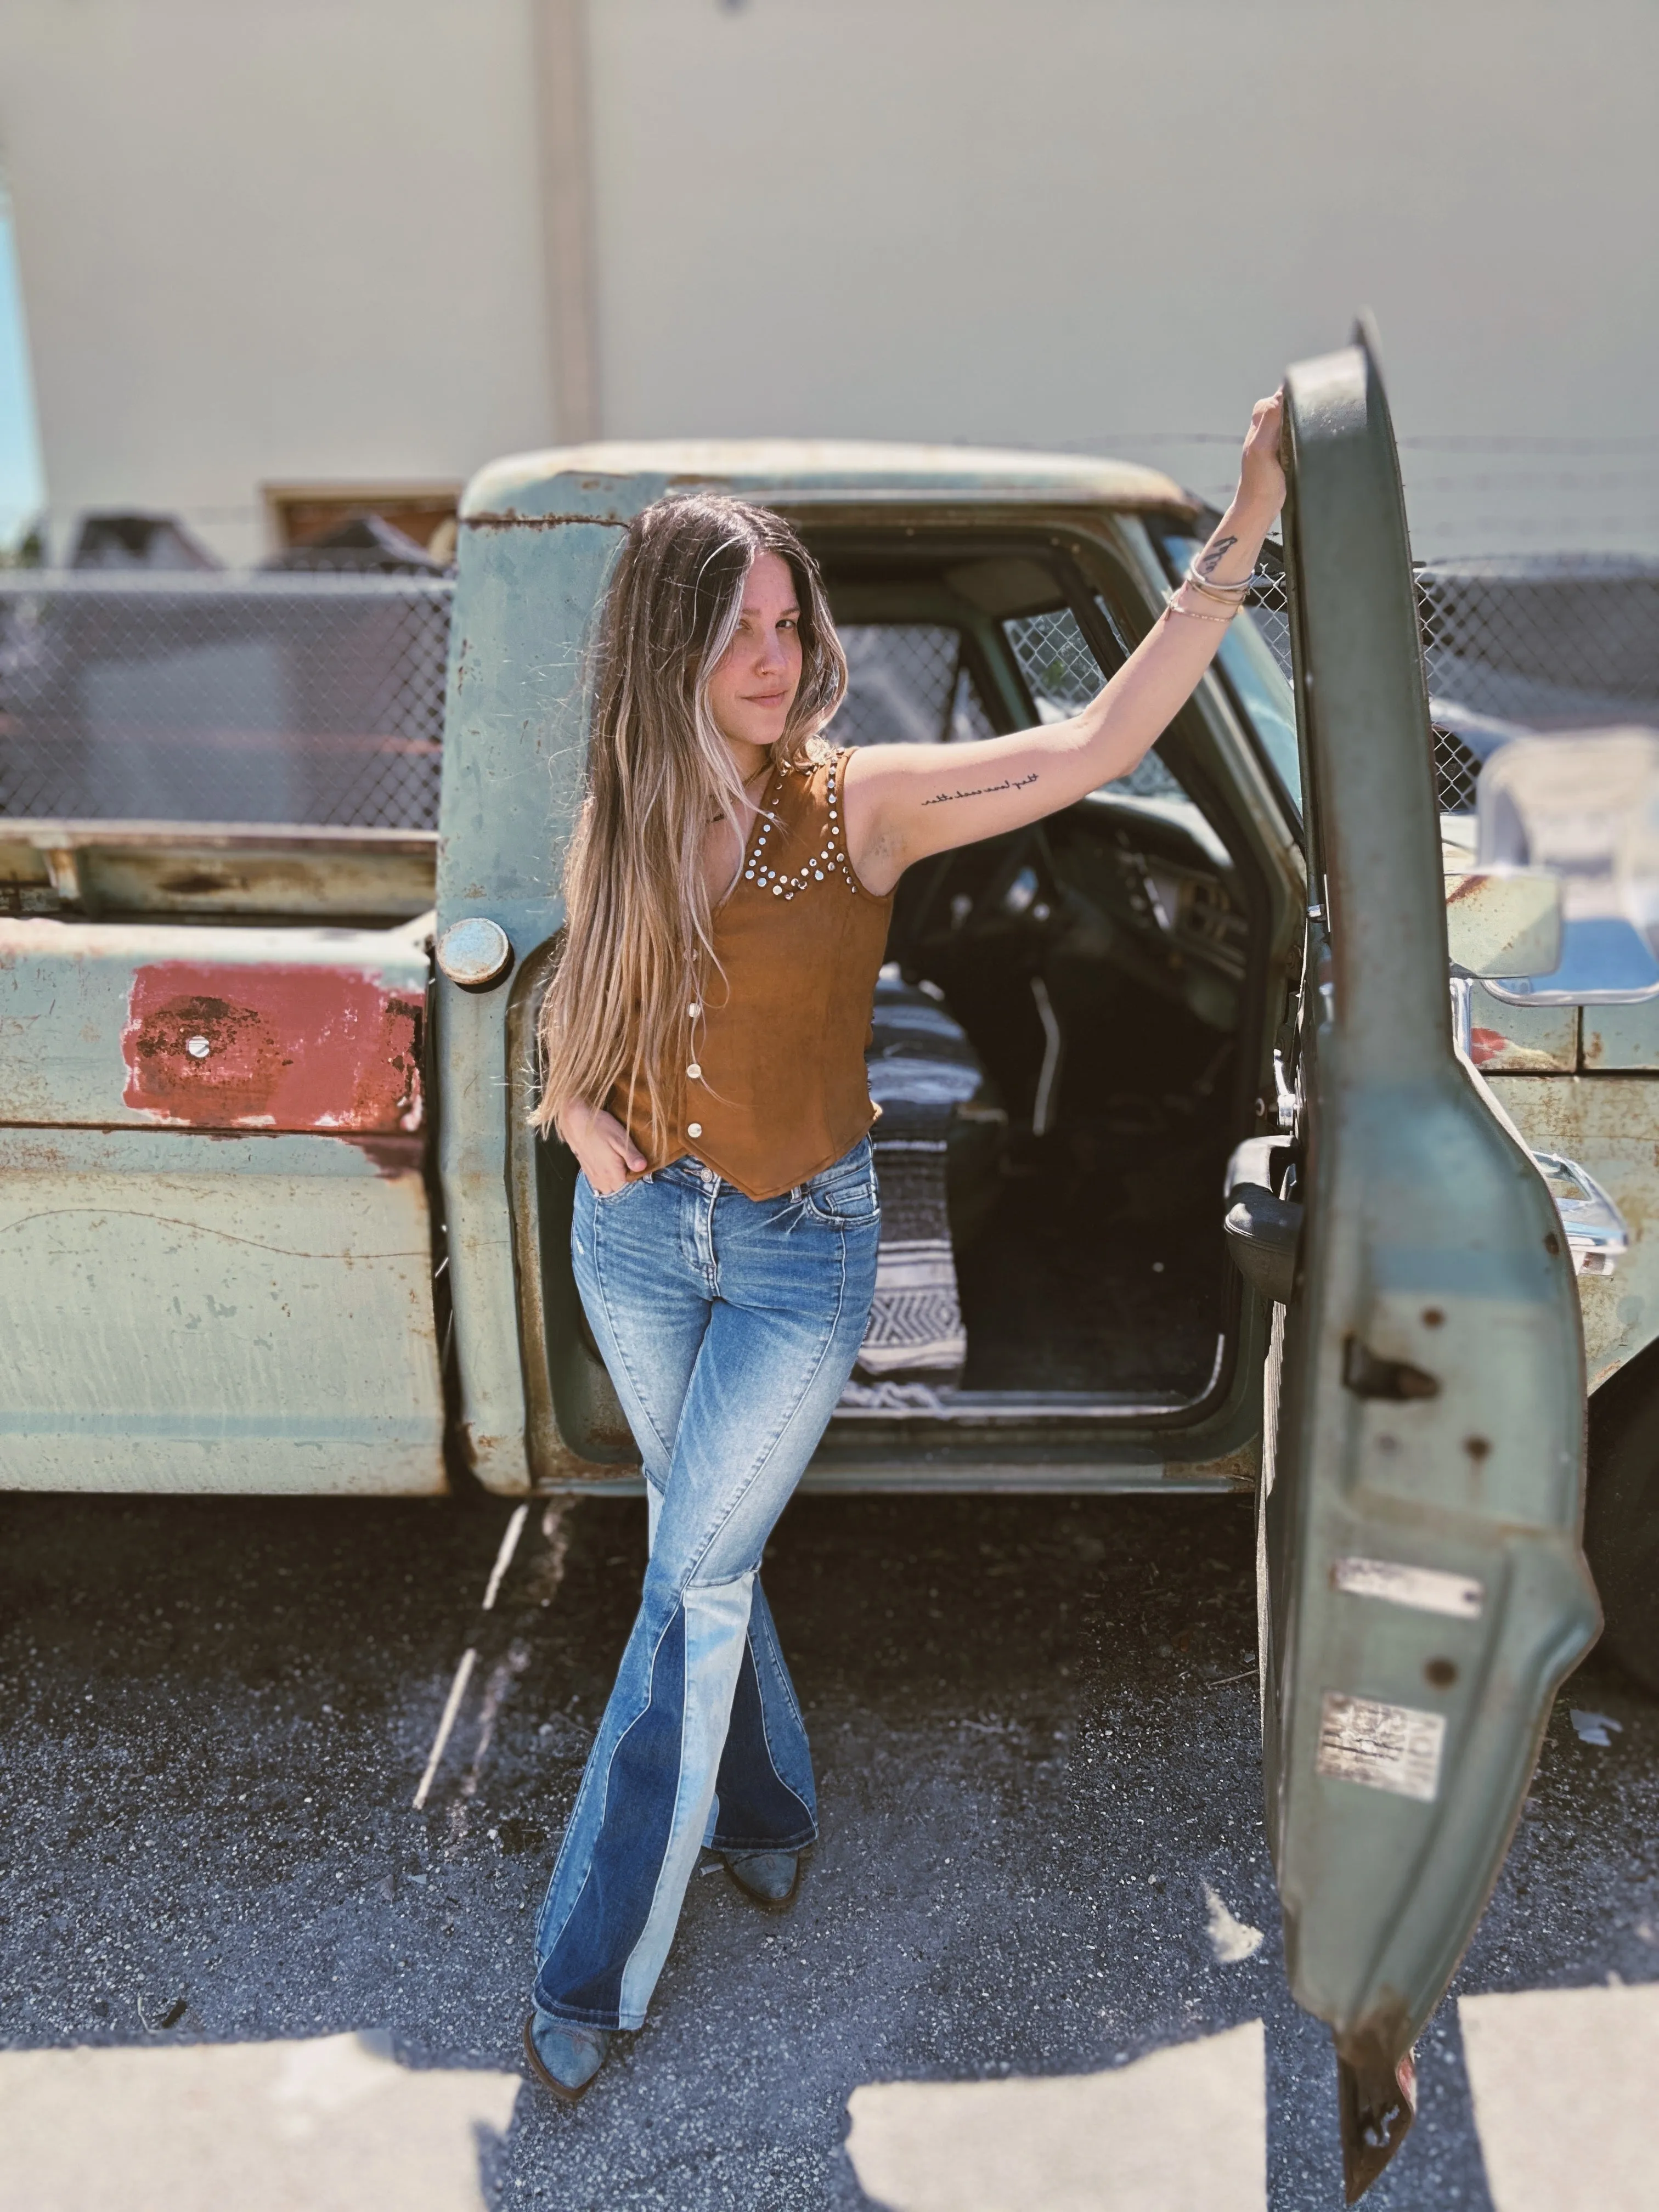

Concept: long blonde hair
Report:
left=532, top=493, right=847, bottom=1144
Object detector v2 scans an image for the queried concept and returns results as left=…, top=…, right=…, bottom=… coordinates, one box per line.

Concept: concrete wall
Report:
left=0, top=0, right=557, bottom=562
left=2, top=0, right=1655, bottom=561
left=588, top=0, right=1659, bottom=550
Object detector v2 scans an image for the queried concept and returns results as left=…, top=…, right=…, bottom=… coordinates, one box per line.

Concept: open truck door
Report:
left=1252, top=326, right=1601, bottom=2198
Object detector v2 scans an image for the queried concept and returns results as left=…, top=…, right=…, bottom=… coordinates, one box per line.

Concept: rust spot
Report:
left=1163, top=1437, right=1259, bottom=1487
left=1425, top=1657, right=1458, bottom=1688
left=157, top=871, right=236, bottom=896
left=1344, top=1338, right=1440, bottom=1401
left=1335, top=2013, right=1418, bottom=2201
left=341, top=1133, right=426, bottom=1178
left=461, top=511, right=631, bottom=532
left=1464, top=1435, right=1492, bottom=1461
left=1422, top=1308, right=1445, bottom=1328
left=122, top=962, right=423, bottom=1133
left=1545, top=1231, right=1562, bottom=1256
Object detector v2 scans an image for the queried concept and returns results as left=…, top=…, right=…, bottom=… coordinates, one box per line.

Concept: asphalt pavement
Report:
left=1, top=1482, right=1655, bottom=2210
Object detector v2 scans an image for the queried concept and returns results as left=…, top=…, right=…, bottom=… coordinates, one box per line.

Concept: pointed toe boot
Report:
left=522, top=2009, right=611, bottom=2104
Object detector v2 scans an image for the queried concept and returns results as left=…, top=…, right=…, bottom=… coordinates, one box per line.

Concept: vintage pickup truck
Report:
left=1, top=330, right=1651, bottom=2195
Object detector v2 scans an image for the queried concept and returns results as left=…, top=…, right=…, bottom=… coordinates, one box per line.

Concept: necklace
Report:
left=742, top=755, right=858, bottom=901
left=706, top=761, right=774, bottom=828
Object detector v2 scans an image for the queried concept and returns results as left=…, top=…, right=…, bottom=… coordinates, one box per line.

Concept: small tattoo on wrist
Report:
left=1198, top=535, right=1238, bottom=579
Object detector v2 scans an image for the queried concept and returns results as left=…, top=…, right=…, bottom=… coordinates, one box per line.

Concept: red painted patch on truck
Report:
left=122, top=963, right=424, bottom=1132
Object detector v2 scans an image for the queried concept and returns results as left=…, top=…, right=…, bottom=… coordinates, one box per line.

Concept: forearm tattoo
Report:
left=920, top=770, right=1040, bottom=808
left=1197, top=534, right=1238, bottom=579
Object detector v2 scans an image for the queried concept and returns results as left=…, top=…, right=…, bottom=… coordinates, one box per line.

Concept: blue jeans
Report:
left=532, top=1137, right=881, bottom=2030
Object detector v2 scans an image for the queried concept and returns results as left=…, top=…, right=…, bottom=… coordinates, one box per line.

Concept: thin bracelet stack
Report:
left=1163, top=558, right=1265, bottom=625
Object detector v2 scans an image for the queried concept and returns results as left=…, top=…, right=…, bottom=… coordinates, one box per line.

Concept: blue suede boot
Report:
left=723, top=1849, right=802, bottom=1913
left=523, top=2008, right=611, bottom=2103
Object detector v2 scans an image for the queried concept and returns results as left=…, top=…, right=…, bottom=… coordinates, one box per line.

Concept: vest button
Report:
left=687, top=1122, right=703, bottom=1139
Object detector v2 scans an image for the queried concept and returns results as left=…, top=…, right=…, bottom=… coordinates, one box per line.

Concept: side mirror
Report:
left=1443, top=868, right=1563, bottom=979
left=1475, top=728, right=1659, bottom=1005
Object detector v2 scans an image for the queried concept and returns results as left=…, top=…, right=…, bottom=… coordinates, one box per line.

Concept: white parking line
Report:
left=845, top=2019, right=1266, bottom=2212
left=0, top=2032, right=519, bottom=2212
left=411, top=1505, right=533, bottom=1812
left=1460, top=1980, right=1659, bottom=2211
left=480, top=1504, right=529, bottom=1613
left=845, top=1979, right=1659, bottom=2211
left=412, top=1649, right=477, bottom=1813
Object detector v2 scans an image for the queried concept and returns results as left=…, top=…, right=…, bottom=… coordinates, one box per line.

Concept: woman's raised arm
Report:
left=841, top=392, right=1286, bottom=897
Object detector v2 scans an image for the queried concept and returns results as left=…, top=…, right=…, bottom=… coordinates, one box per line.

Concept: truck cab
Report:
left=438, top=434, right=1302, bottom=1503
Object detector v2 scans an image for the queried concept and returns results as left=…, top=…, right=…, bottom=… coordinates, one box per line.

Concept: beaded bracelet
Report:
left=1163, top=586, right=1236, bottom=624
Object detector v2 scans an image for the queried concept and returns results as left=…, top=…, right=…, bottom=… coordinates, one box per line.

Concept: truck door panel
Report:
left=0, top=917, right=443, bottom=1493
left=434, top=493, right=641, bottom=1494
left=1262, top=330, right=1598, bottom=2199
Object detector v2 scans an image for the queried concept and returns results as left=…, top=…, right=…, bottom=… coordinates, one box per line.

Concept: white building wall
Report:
left=1, top=0, right=1654, bottom=561
left=586, top=0, right=1659, bottom=552
left=0, top=0, right=558, bottom=563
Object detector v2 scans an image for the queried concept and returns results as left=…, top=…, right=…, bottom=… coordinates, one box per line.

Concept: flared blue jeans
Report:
left=532, top=1138, right=881, bottom=2031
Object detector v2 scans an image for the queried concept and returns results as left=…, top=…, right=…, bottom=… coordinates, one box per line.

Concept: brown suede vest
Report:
left=610, top=749, right=893, bottom=1199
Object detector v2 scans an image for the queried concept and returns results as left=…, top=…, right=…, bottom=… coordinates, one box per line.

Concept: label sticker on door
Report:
left=1332, top=1556, right=1484, bottom=1620
left=1316, top=1692, right=1446, bottom=1802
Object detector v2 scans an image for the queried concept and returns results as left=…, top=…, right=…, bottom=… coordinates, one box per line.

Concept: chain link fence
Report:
left=1005, top=605, right=1185, bottom=799
left=1239, top=555, right=1659, bottom=813
left=0, top=573, right=450, bottom=827
left=836, top=624, right=999, bottom=749
left=3, top=549, right=1655, bottom=830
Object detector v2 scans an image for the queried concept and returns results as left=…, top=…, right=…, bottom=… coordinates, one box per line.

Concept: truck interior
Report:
left=800, top=526, right=1277, bottom=1429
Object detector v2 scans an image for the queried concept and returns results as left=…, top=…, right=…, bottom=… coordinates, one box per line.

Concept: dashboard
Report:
left=1089, top=796, right=1248, bottom=980
left=1058, top=793, right=1248, bottom=1029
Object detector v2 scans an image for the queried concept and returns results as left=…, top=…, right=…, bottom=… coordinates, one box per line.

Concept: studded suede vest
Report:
left=609, top=749, right=893, bottom=1200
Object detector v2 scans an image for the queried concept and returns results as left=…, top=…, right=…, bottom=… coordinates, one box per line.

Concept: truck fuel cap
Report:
left=437, top=916, right=514, bottom=991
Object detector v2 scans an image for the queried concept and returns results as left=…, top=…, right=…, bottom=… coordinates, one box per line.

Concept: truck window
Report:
left=1159, top=532, right=1302, bottom=814
left=834, top=623, right=999, bottom=747
left=1003, top=605, right=1186, bottom=802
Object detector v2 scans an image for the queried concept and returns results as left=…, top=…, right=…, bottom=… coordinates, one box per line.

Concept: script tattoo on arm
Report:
left=918, top=770, right=1040, bottom=809
left=1196, top=534, right=1238, bottom=579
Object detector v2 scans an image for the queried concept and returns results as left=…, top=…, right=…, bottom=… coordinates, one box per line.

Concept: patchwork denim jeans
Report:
left=532, top=1137, right=881, bottom=2030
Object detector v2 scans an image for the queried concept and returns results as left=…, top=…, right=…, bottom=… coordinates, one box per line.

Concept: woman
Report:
left=524, top=395, right=1286, bottom=2100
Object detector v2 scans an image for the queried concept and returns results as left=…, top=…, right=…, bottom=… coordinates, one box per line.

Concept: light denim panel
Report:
left=532, top=1138, right=880, bottom=2030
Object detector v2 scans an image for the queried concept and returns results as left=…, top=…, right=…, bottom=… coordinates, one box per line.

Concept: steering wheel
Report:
left=946, top=828, right=1064, bottom=945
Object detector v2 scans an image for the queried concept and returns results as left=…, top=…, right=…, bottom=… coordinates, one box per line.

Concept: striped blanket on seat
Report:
left=840, top=973, right=994, bottom=1412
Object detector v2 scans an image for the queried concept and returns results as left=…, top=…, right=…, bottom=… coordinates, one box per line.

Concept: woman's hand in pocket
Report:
left=556, top=1098, right=647, bottom=1195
